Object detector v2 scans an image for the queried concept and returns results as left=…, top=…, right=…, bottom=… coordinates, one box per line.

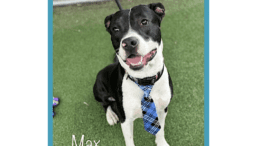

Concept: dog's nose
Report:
left=122, top=37, right=139, bottom=51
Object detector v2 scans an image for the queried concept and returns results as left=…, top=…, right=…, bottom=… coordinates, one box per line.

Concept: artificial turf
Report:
left=53, top=0, right=204, bottom=145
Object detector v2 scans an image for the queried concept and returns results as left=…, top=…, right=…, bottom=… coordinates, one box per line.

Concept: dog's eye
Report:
left=141, top=19, right=149, bottom=25
left=113, top=27, right=119, bottom=32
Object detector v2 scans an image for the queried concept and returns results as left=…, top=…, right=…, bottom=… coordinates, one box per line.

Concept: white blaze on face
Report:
left=117, top=8, right=160, bottom=61
left=118, top=29, right=160, bottom=60
left=116, top=8, right=164, bottom=78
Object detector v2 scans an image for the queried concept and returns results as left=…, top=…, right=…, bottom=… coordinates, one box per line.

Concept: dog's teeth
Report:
left=138, top=57, right=143, bottom=65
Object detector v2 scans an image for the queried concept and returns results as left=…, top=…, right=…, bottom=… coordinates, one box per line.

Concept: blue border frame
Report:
left=48, top=1, right=209, bottom=146
left=48, top=0, right=53, bottom=146
left=204, top=0, right=209, bottom=146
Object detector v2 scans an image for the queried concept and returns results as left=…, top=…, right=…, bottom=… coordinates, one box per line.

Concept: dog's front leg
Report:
left=155, top=110, right=169, bottom=146
left=121, top=119, right=135, bottom=146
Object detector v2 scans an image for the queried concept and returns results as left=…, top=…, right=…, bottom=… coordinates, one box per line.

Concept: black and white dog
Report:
left=93, top=3, right=173, bottom=146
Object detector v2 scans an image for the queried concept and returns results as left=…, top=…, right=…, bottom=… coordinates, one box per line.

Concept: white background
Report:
left=210, top=0, right=260, bottom=145
left=0, top=0, right=259, bottom=145
left=0, top=0, right=48, bottom=145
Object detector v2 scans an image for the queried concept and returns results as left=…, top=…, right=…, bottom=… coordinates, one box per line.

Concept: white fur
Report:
left=117, top=40, right=164, bottom=78
left=116, top=8, right=164, bottom=79
left=121, top=65, right=171, bottom=146
left=106, top=106, right=119, bottom=126
left=115, top=8, right=171, bottom=146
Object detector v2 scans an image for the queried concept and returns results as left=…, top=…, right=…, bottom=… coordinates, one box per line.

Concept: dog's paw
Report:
left=156, top=137, right=169, bottom=146
left=106, top=106, right=119, bottom=126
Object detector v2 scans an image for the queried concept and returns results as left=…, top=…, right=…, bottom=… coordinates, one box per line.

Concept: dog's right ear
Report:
left=104, top=14, right=114, bottom=32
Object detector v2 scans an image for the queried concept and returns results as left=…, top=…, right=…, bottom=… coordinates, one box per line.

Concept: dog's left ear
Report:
left=104, top=14, right=114, bottom=33
left=148, top=3, right=165, bottom=21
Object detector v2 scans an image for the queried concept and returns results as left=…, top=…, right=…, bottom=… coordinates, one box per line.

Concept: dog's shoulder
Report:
left=94, top=62, right=125, bottom=99
left=93, top=62, right=126, bottom=122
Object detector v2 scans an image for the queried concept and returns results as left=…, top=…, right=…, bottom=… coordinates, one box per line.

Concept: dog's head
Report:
left=105, top=3, right=165, bottom=78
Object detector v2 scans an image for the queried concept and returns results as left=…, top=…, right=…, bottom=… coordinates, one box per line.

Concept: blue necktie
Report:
left=135, top=83, right=161, bottom=135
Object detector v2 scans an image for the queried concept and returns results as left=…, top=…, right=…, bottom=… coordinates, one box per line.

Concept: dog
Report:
left=93, top=3, right=173, bottom=146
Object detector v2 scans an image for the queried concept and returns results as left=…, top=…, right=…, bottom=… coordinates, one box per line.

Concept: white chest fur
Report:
left=122, top=66, right=172, bottom=120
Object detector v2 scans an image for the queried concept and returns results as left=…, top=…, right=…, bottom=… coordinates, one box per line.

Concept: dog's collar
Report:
left=127, top=66, right=164, bottom=85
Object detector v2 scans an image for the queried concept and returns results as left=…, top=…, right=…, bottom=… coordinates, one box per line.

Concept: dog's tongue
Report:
left=126, top=55, right=142, bottom=66
left=126, top=50, right=157, bottom=67
left=142, top=49, right=156, bottom=65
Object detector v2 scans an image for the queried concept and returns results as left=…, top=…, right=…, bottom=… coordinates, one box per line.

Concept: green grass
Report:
left=53, top=0, right=204, bottom=145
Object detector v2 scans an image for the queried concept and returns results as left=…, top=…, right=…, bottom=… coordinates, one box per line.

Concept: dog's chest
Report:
left=121, top=69, right=171, bottom=119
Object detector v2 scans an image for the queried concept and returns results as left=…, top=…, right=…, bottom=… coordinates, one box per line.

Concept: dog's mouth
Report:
left=124, top=49, right=157, bottom=70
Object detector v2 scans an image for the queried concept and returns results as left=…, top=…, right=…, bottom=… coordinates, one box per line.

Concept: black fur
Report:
left=93, top=62, right=126, bottom=122
left=104, top=3, right=165, bottom=52
left=164, top=107, right=168, bottom=113
left=129, top=5, right=163, bottom=45
left=105, top=10, right=130, bottom=52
